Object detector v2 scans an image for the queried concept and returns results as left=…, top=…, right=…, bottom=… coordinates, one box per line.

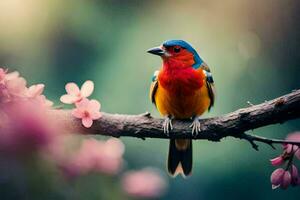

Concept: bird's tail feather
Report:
left=167, top=139, right=192, bottom=177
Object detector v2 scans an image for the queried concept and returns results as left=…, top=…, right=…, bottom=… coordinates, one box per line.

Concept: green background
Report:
left=0, top=0, right=299, bottom=199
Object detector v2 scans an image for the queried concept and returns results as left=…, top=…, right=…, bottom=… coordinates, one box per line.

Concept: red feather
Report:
left=158, top=51, right=204, bottom=96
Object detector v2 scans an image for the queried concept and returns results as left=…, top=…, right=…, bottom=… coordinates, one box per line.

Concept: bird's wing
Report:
left=201, top=62, right=215, bottom=111
left=149, top=70, right=159, bottom=106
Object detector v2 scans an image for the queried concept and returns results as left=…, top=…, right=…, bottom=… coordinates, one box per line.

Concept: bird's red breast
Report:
left=155, top=59, right=210, bottom=119
left=158, top=62, right=204, bottom=96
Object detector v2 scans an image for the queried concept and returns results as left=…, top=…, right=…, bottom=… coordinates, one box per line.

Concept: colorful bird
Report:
left=148, top=40, right=215, bottom=177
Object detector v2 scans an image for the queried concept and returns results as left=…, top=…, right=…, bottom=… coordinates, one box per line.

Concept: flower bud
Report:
left=270, top=156, right=284, bottom=166
left=271, top=168, right=285, bottom=189
left=271, top=168, right=291, bottom=189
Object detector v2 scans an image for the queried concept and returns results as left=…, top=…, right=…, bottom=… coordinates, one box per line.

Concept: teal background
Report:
left=0, top=0, right=299, bottom=199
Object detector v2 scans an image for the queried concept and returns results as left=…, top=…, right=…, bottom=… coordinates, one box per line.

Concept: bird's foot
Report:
left=190, top=117, right=201, bottom=137
left=162, top=116, right=173, bottom=136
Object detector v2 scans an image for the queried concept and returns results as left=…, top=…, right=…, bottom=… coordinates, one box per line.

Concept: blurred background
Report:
left=0, top=0, right=300, bottom=199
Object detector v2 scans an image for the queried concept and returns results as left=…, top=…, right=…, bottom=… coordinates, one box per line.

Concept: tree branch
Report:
left=49, top=89, right=300, bottom=150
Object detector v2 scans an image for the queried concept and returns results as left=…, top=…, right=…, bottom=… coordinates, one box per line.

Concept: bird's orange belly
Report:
left=155, top=84, right=211, bottom=119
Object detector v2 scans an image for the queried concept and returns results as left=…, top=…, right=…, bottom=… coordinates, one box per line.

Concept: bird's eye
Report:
left=173, top=47, right=181, bottom=53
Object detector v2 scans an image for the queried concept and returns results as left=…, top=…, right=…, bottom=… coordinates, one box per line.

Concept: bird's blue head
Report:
left=147, top=39, right=203, bottom=69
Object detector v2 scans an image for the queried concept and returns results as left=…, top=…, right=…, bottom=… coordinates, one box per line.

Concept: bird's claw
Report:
left=163, top=117, right=173, bottom=136
left=190, top=117, right=201, bottom=137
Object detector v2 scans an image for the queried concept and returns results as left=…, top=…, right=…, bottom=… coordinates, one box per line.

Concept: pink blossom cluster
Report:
left=60, top=81, right=101, bottom=128
left=0, top=68, right=168, bottom=199
left=61, top=138, right=125, bottom=178
left=0, top=68, right=55, bottom=155
left=270, top=132, right=300, bottom=189
left=0, top=68, right=53, bottom=106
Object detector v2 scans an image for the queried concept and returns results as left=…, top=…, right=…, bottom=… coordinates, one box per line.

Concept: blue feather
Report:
left=163, top=40, right=203, bottom=69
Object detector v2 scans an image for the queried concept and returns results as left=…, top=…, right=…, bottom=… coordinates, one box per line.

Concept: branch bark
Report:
left=49, top=89, right=300, bottom=150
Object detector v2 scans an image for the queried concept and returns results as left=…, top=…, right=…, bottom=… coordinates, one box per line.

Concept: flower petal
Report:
left=65, top=82, right=80, bottom=95
left=76, top=98, right=90, bottom=108
left=91, top=111, right=101, bottom=120
left=281, top=171, right=291, bottom=189
left=28, top=84, right=45, bottom=97
left=270, top=156, right=284, bottom=166
left=72, top=109, right=84, bottom=119
left=285, top=144, right=294, bottom=153
left=89, top=99, right=101, bottom=111
left=5, top=71, right=19, bottom=80
left=82, top=117, right=93, bottom=128
left=81, top=80, right=94, bottom=97
left=60, top=95, right=78, bottom=104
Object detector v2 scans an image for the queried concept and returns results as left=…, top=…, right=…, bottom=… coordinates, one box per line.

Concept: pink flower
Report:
left=61, top=138, right=124, bottom=179
left=270, top=156, right=284, bottom=166
left=122, top=168, right=167, bottom=198
left=271, top=168, right=291, bottom=189
left=26, top=84, right=53, bottom=107
left=72, top=98, right=101, bottom=128
left=60, top=80, right=94, bottom=104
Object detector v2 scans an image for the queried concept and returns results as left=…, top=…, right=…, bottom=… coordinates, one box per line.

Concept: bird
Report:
left=148, top=40, right=215, bottom=177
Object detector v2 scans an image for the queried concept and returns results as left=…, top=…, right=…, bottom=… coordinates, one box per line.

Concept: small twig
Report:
left=240, top=133, right=259, bottom=150
left=238, top=133, right=300, bottom=151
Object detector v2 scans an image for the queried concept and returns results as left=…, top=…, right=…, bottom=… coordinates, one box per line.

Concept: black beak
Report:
left=147, top=46, right=165, bottom=56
